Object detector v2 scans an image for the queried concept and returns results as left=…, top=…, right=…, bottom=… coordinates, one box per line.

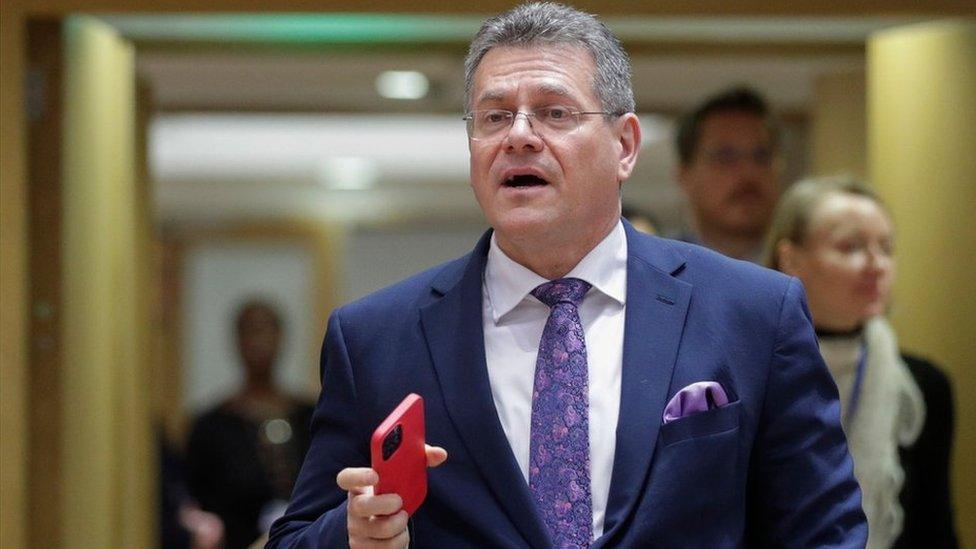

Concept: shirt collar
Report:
left=485, top=220, right=627, bottom=323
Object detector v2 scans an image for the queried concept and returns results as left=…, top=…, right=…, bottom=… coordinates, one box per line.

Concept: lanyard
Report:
left=846, top=344, right=868, bottom=422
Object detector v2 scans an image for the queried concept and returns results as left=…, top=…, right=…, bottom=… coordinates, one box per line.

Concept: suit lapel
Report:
left=600, top=224, right=692, bottom=539
left=420, top=231, right=553, bottom=549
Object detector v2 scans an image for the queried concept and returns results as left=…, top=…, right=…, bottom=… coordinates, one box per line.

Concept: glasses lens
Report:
left=535, top=106, right=578, bottom=131
left=469, top=109, right=513, bottom=140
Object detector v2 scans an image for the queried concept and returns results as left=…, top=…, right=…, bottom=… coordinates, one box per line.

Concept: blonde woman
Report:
left=763, top=176, right=957, bottom=548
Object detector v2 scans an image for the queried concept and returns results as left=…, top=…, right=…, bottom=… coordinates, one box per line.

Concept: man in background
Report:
left=675, top=87, right=781, bottom=261
left=621, top=203, right=658, bottom=235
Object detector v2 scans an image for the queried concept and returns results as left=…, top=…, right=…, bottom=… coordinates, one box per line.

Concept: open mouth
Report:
left=504, top=174, right=549, bottom=188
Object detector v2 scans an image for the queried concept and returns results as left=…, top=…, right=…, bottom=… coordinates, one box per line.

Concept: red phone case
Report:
left=370, top=393, right=427, bottom=516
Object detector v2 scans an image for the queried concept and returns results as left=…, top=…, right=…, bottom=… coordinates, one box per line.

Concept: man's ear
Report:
left=616, top=113, right=641, bottom=181
left=776, top=240, right=801, bottom=276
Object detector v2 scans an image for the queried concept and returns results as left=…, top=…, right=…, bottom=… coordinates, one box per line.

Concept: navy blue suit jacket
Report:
left=268, top=222, right=867, bottom=548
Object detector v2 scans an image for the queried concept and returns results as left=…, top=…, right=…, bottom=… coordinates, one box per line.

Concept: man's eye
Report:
left=542, top=106, right=571, bottom=121
left=483, top=111, right=509, bottom=124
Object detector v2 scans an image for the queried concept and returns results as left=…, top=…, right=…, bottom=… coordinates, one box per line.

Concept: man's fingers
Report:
left=349, top=493, right=404, bottom=519
left=349, top=527, right=409, bottom=549
left=348, top=506, right=409, bottom=547
left=425, top=445, right=448, bottom=468
left=337, top=467, right=378, bottom=494
left=366, top=510, right=409, bottom=540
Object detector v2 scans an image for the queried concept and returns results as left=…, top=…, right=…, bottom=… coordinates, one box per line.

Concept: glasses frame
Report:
left=700, top=146, right=776, bottom=168
left=462, top=106, right=616, bottom=141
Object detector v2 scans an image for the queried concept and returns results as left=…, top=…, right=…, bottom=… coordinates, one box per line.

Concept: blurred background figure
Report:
left=159, top=434, right=224, bottom=549
left=621, top=203, right=659, bottom=235
left=185, top=299, right=315, bottom=549
left=764, top=176, right=957, bottom=548
left=675, top=87, right=782, bottom=261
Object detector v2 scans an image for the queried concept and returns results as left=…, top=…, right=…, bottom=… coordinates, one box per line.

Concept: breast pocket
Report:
left=647, top=401, right=744, bottom=533
left=659, top=400, right=741, bottom=447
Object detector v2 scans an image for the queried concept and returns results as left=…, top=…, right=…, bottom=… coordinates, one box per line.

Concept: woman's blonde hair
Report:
left=761, top=175, right=884, bottom=270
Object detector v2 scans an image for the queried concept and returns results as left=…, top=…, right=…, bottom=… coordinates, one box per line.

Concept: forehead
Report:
left=809, top=192, right=891, bottom=235
left=238, top=305, right=279, bottom=327
left=470, top=44, right=598, bottom=105
left=699, top=111, right=770, bottom=145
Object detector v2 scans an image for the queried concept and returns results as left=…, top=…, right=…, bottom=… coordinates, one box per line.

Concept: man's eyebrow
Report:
left=474, top=83, right=577, bottom=106
left=536, top=83, right=573, bottom=98
left=476, top=89, right=507, bottom=104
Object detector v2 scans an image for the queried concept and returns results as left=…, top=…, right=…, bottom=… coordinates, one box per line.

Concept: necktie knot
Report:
left=531, top=278, right=591, bottom=309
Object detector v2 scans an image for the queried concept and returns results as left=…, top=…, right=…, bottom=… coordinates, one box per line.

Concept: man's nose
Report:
left=504, top=113, right=543, bottom=151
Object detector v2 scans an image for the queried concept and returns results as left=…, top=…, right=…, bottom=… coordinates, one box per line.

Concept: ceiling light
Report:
left=376, top=70, right=429, bottom=100
left=318, top=156, right=380, bottom=190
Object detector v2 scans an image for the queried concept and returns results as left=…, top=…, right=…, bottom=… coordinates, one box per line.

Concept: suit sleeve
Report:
left=266, top=309, right=365, bottom=548
left=747, top=278, right=868, bottom=547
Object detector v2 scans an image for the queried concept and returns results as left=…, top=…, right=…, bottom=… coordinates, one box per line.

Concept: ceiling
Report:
left=94, top=13, right=931, bottom=230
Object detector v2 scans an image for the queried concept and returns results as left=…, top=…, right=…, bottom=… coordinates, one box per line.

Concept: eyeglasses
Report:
left=462, top=105, right=615, bottom=141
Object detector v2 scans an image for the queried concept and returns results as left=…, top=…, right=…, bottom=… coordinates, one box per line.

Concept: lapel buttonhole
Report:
left=655, top=294, right=675, bottom=306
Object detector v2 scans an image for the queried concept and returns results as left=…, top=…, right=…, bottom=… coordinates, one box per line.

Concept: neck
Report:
left=812, top=316, right=864, bottom=335
left=815, top=324, right=865, bottom=338
left=496, top=218, right=616, bottom=280
left=242, top=375, right=278, bottom=399
left=695, top=224, right=763, bottom=261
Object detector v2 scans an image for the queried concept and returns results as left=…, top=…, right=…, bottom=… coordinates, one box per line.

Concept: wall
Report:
left=868, top=20, right=976, bottom=546
left=343, top=224, right=487, bottom=302
left=182, top=242, right=317, bottom=412
left=61, top=15, right=154, bottom=548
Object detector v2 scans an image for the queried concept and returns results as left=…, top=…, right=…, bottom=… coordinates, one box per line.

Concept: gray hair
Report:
left=761, top=175, right=884, bottom=270
left=463, top=2, right=635, bottom=115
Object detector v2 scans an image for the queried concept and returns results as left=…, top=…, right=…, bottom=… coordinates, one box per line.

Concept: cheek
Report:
left=809, top=255, right=861, bottom=287
left=700, top=172, right=735, bottom=200
left=469, top=154, right=495, bottom=196
left=761, top=179, right=781, bottom=201
left=469, top=142, right=497, bottom=174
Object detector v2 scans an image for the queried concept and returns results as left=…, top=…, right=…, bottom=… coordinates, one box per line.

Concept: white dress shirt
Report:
left=482, top=221, right=626, bottom=538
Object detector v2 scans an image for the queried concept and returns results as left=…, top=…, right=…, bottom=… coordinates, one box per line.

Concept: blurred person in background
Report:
left=160, top=434, right=224, bottom=549
left=186, top=299, right=315, bottom=549
left=764, top=176, right=957, bottom=548
left=675, top=87, right=781, bottom=262
left=621, top=203, right=659, bottom=235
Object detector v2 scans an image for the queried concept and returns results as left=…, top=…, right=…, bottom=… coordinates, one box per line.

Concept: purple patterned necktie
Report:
left=529, top=278, right=593, bottom=548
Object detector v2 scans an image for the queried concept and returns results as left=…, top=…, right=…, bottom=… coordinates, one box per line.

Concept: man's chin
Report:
left=717, top=212, right=772, bottom=239
left=491, top=210, right=560, bottom=241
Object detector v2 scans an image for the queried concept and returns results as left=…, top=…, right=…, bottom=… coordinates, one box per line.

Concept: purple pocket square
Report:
left=662, top=381, right=729, bottom=424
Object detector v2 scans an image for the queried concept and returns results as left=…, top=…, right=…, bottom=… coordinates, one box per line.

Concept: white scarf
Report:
left=818, top=316, right=926, bottom=549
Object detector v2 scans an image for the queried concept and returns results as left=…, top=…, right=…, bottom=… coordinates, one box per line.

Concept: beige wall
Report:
left=868, top=20, right=976, bottom=546
left=0, top=10, right=29, bottom=549
left=811, top=71, right=867, bottom=178
left=60, top=15, right=155, bottom=548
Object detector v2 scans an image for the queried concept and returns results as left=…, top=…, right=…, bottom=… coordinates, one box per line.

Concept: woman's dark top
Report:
left=895, top=353, right=958, bottom=548
left=186, top=400, right=314, bottom=549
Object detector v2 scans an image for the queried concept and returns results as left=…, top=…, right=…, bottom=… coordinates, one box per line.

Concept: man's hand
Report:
left=337, top=445, right=448, bottom=548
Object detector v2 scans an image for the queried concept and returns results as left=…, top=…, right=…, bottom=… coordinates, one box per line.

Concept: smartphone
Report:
left=370, top=393, right=427, bottom=516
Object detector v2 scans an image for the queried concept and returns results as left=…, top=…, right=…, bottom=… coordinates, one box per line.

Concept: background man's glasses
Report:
left=463, top=105, right=614, bottom=141
left=701, top=147, right=775, bottom=168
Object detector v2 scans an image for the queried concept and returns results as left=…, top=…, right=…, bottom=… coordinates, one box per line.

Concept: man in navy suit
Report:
left=268, top=3, right=867, bottom=547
